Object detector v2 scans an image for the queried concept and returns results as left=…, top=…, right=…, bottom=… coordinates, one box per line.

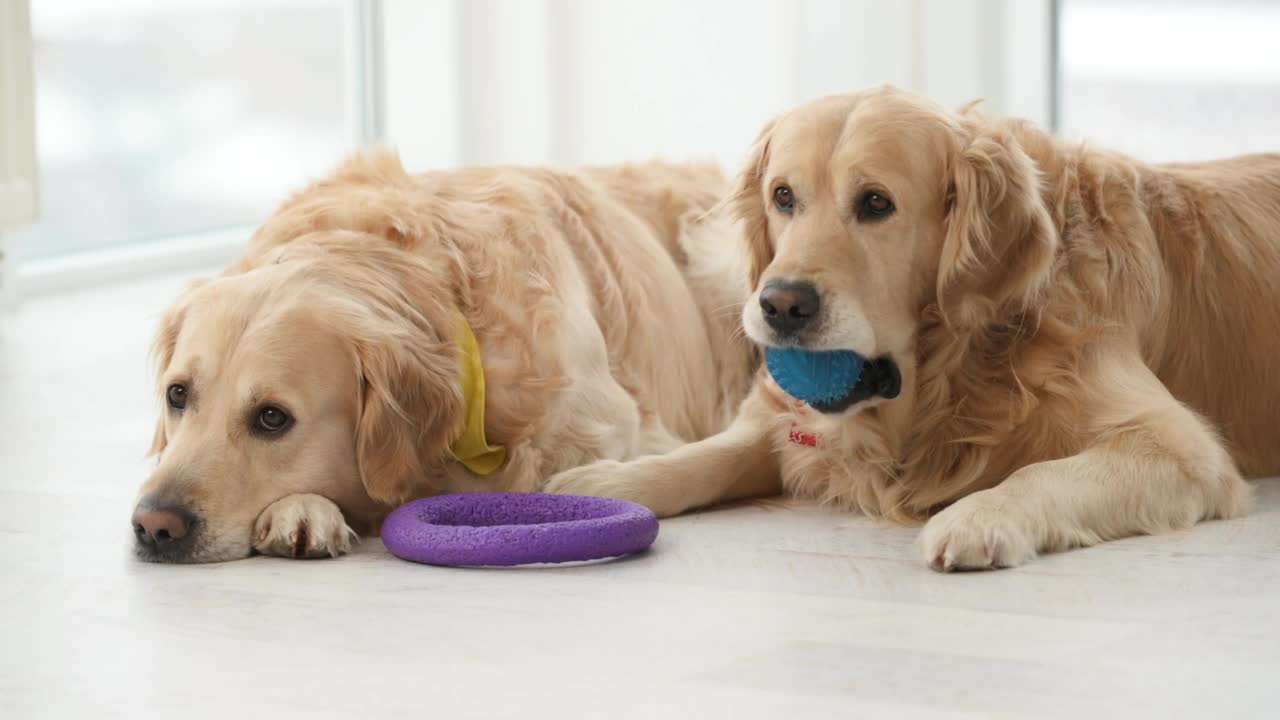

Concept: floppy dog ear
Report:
left=147, top=279, right=207, bottom=458
left=354, top=322, right=464, bottom=505
left=346, top=259, right=465, bottom=506
left=729, top=119, right=779, bottom=290
left=148, top=416, right=169, bottom=459
left=937, top=122, right=1059, bottom=328
left=148, top=308, right=180, bottom=457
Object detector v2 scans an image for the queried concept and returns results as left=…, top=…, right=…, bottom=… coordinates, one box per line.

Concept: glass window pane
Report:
left=1058, top=0, right=1280, bottom=163
left=14, top=0, right=357, bottom=260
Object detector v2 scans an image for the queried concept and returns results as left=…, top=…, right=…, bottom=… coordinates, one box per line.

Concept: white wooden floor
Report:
left=2, top=273, right=1278, bottom=720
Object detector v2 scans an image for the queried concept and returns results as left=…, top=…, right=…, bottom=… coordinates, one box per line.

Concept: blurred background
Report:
left=1, top=0, right=1278, bottom=303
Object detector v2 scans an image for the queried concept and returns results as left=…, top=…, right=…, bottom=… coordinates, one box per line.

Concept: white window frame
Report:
left=8, top=0, right=388, bottom=302
left=1, top=0, right=38, bottom=309
left=902, top=0, right=1056, bottom=129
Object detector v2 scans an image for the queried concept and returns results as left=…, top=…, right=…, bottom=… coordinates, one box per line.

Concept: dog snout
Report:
left=132, top=502, right=196, bottom=549
left=759, top=280, right=821, bottom=335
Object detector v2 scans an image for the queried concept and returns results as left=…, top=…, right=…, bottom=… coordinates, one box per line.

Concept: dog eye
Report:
left=773, top=185, right=796, bottom=213
left=858, top=191, right=895, bottom=220
left=253, top=406, right=293, bottom=435
left=166, top=384, right=188, bottom=411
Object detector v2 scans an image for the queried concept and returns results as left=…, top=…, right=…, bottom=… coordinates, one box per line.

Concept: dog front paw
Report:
left=253, top=494, right=358, bottom=559
left=544, top=460, right=629, bottom=498
left=917, top=491, right=1038, bottom=572
left=545, top=460, right=684, bottom=517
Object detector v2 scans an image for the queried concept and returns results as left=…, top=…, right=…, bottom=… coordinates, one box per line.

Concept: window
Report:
left=11, top=0, right=367, bottom=261
left=1057, top=0, right=1280, bottom=162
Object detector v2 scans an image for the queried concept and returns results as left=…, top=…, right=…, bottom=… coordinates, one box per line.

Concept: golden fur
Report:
left=134, top=150, right=756, bottom=562
left=549, top=85, right=1279, bottom=570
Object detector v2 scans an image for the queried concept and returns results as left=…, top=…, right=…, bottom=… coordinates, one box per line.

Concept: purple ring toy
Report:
left=381, top=492, right=659, bottom=567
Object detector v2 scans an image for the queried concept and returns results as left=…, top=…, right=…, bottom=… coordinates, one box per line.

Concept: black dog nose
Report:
left=759, top=280, right=821, bottom=334
left=132, top=504, right=192, bottom=545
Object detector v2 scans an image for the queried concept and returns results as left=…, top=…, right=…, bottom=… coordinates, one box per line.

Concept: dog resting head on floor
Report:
left=135, top=199, right=469, bottom=562
left=131, top=150, right=747, bottom=562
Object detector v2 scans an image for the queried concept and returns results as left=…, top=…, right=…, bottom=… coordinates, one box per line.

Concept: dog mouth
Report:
left=133, top=533, right=202, bottom=563
left=807, top=356, right=902, bottom=414
left=132, top=534, right=250, bottom=564
left=132, top=516, right=246, bottom=564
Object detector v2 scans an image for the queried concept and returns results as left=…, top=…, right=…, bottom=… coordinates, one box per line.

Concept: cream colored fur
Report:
left=549, top=85, right=1278, bottom=571
left=136, top=151, right=755, bottom=562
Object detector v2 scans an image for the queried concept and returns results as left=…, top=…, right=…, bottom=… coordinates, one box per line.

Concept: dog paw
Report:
left=253, top=494, right=358, bottom=559
left=917, top=491, right=1038, bottom=572
left=544, top=460, right=630, bottom=498
left=545, top=460, right=681, bottom=517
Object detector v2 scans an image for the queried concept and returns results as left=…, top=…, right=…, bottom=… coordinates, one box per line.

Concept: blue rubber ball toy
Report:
left=766, top=347, right=866, bottom=405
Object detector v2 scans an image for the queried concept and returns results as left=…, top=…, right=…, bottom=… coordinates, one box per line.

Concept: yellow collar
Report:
left=448, top=312, right=507, bottom=475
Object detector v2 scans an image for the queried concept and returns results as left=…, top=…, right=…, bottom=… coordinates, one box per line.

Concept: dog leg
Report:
left=253, top=493, right=359, bottom=559
left=918, top=361, right=1250, bottom=571
left=544, top=386, right=783, bottom=516
left=635, top=416, right=688, bottom=457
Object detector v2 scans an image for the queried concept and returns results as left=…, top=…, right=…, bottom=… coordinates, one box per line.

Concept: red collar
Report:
left=788, top=400, right=820, bottom=447
left=789, top=421, right=820, bottom=447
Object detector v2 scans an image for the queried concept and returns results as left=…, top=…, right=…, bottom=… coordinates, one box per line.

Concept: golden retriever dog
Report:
left=548, top=85, right=1280, bottom=571
left=131, top=150, right=756, bottom=562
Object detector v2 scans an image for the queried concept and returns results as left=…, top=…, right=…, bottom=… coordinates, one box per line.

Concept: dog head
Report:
left=133, top=154, right=468, bottom=562
left=735, top=86, right=1058, bottom=415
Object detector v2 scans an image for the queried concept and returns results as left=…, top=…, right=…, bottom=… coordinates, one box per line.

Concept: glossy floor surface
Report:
left=2, top=274, right=1276, bottom=719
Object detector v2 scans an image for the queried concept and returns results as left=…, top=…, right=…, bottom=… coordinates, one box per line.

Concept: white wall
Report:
left=380, top=0, right=1052, bottom=175
left=551, top=0, right=798, bottom=170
